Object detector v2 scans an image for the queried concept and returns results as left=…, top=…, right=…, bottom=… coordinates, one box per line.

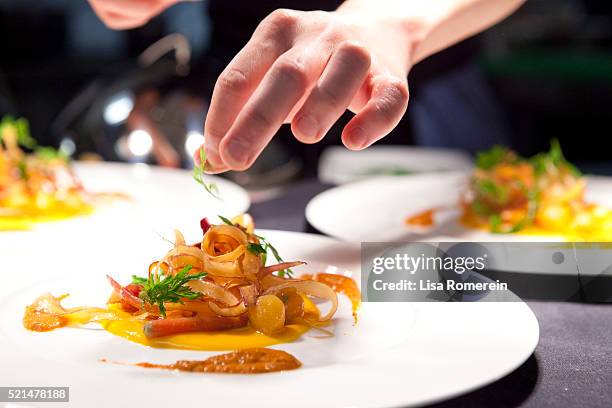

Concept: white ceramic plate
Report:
left=73, top=161, right=251, bottom=228
left=0, top=230, right=538, bottom=408
left=306, top=172, right=612, bottom=243
left=0, top=162, right=250, bottom=253
left=318, top=146, right=473, bottom=185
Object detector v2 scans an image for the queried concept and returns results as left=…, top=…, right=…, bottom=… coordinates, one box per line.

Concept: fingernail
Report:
left=224, top=137, right=250, bottom=166
left=203, top=150, right=226, bottom=173
left=296, top=115, right=319, bottom=140
left=204, top=147, right=222, bottom=165
left=349, top=127, right=368, bottom=149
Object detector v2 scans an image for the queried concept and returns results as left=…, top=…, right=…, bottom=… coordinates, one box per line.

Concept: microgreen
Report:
left=132, top=265, right=206, bottom=318
left=193, top=147, right=220, bottom=199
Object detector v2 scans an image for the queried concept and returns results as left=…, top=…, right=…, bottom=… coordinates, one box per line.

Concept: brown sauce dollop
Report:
left=135, top=348, right=301, bottom=374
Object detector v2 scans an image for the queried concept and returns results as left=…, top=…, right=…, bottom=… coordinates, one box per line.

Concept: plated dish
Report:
left=0, top=229, right=539, bottom=407
left=307, top=143, right=612, bottom=243
left=22, top=215, right=359, bottom=374
left=0, top=116, right=97, bottom=230
left=406, top=141, right=612, bottom=240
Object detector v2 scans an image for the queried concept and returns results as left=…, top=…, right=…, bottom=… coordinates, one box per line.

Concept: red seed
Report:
left=200, top=217, right=211, bottom=235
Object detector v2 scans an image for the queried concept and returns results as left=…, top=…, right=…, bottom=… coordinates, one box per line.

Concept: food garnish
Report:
left=0, top=116, right=122, bottom=229
left=23, top=215, right=360, bottom=366
left=406, top=140, right=612, bottom=240
left=131, top=265, right=206, bottom=318
left=193, top=147, right=220, bottom=199
left=301, top=273, right=361, bottom=323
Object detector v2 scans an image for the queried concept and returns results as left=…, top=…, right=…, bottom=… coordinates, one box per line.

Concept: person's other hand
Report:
left=203, top=9, right=412, bottom=172
left=88, top=0, right=180, bottom=30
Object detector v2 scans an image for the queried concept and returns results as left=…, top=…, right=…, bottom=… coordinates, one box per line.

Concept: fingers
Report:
left=203, top=45, right=286, bottom=172
left=342, top=74, right=409, bottom=150
left=203, top=10, right=299, bottom=172
left=218, top=44, right=331, bottom=170
left=291, top=41, right=371, bottom=143
left=88, top=0, right=172, bottom=30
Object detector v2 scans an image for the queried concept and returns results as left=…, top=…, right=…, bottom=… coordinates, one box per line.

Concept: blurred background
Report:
left=1, top=0, right=611, bottom=192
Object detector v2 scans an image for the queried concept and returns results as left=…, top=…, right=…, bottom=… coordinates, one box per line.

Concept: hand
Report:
left=88, top=0, right=179, bottom=30
left=203, top=8, right=412, bottom=172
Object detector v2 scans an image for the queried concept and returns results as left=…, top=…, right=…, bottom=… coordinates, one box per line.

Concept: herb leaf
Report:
left=135, top=265, right=206, bottom=318
left=193, top=147, right=220, bottom=199
left=255, top=233, right=293, bottom=278
left=35, top=146, right=69, bottom=162
left=476, top=145, right=510, bottom=170
left=218, top=215, right=294, bottom=278
left=131, top=275, right=148, bottom=285
left=530, top=138, right=581, bottom=177
left=489, top=214, right=503, bottom=233
left=0, top=116, right=37, bottom=149
left=218, top=215, right=234, bottom=226
left=247, top=242, right=267, bottom=256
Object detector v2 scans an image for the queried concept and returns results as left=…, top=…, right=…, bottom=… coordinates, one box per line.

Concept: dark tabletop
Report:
left=250, top=179, right=612, bottom=408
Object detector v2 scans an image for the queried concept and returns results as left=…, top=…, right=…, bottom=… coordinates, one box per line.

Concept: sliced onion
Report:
left=239, top=284, right=258, bottom=307
left=260, top=274, right=298, bottom=290
left=149, top=261, right=169, bottom=276
left=264, top=280, right=338, bottom=322
left=163, top=245, right=204, bottom=272
left=259, top=261, right=306, bottom=278
left=187, top=279, right=239, bottom=306
left=174, top=229, right=186, bottom=246
left=208, top=301, right=247, bottom=317
left=165, top=245, right=205, bottom=261
left=201, top=224, right=255, bottom=277
left=231, top=213, right=255, bottom=234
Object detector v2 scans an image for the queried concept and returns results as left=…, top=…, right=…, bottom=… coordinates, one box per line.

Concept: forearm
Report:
left=337, top=0, right=526, bottom=67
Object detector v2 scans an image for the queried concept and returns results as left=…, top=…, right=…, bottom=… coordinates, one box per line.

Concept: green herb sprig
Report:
left=253, top=234, right=293, bottom=278
left=193, top=147, right=220, bottom=199
left=530, top=138, right=581, bottom=177
left=1, top=116, right=70, bottom=163
left=132, top=265, right=206, bottom=318
left=0, top=116, right=36, bottom=149
left=475, top=145, right=516, bottom=170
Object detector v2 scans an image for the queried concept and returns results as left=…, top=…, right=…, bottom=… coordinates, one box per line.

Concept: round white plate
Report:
left=318, top=146, right=473, bottom=185
left=306, top=172, right=612, bottom=242
left=0, top=230, right=538, bottom=408
left=74, top=161, right=250, bottom=227
left=0, top=162, right=250, bottom=251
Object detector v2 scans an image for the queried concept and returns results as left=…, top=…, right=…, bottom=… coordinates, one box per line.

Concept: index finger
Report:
left=203, top=11, right=296, bottom=171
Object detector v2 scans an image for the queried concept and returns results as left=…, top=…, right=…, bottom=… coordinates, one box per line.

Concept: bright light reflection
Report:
left=103, top=92, right=134, bottom=125
left=184, top=130, right=205, bottom=158
left=127, top=129, right=153, bottom=157
left=59, top=137, right=76, bottom=157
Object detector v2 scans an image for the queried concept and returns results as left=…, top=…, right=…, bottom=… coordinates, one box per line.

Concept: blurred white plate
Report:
left=318, top=146, right=473, bottom=185
left=73, top=161, right=250, bottom=226
left=306, top=172, right=612, bottom=242
left=0, top=161, right=250, bottom=238
left=0, top=230, right=538, bottom=408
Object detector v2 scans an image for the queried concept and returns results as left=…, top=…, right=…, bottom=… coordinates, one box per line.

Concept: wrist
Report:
left=335, top=0, right=433, bottom=71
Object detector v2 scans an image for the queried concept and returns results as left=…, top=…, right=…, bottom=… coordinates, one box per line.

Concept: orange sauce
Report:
left=405, top=209, right=435, bottom=227
left=301, top=273, right=361, bottom=322
left=23, top=294, right=70, bottom=331
left=132, top=348, right=301, bottom=374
